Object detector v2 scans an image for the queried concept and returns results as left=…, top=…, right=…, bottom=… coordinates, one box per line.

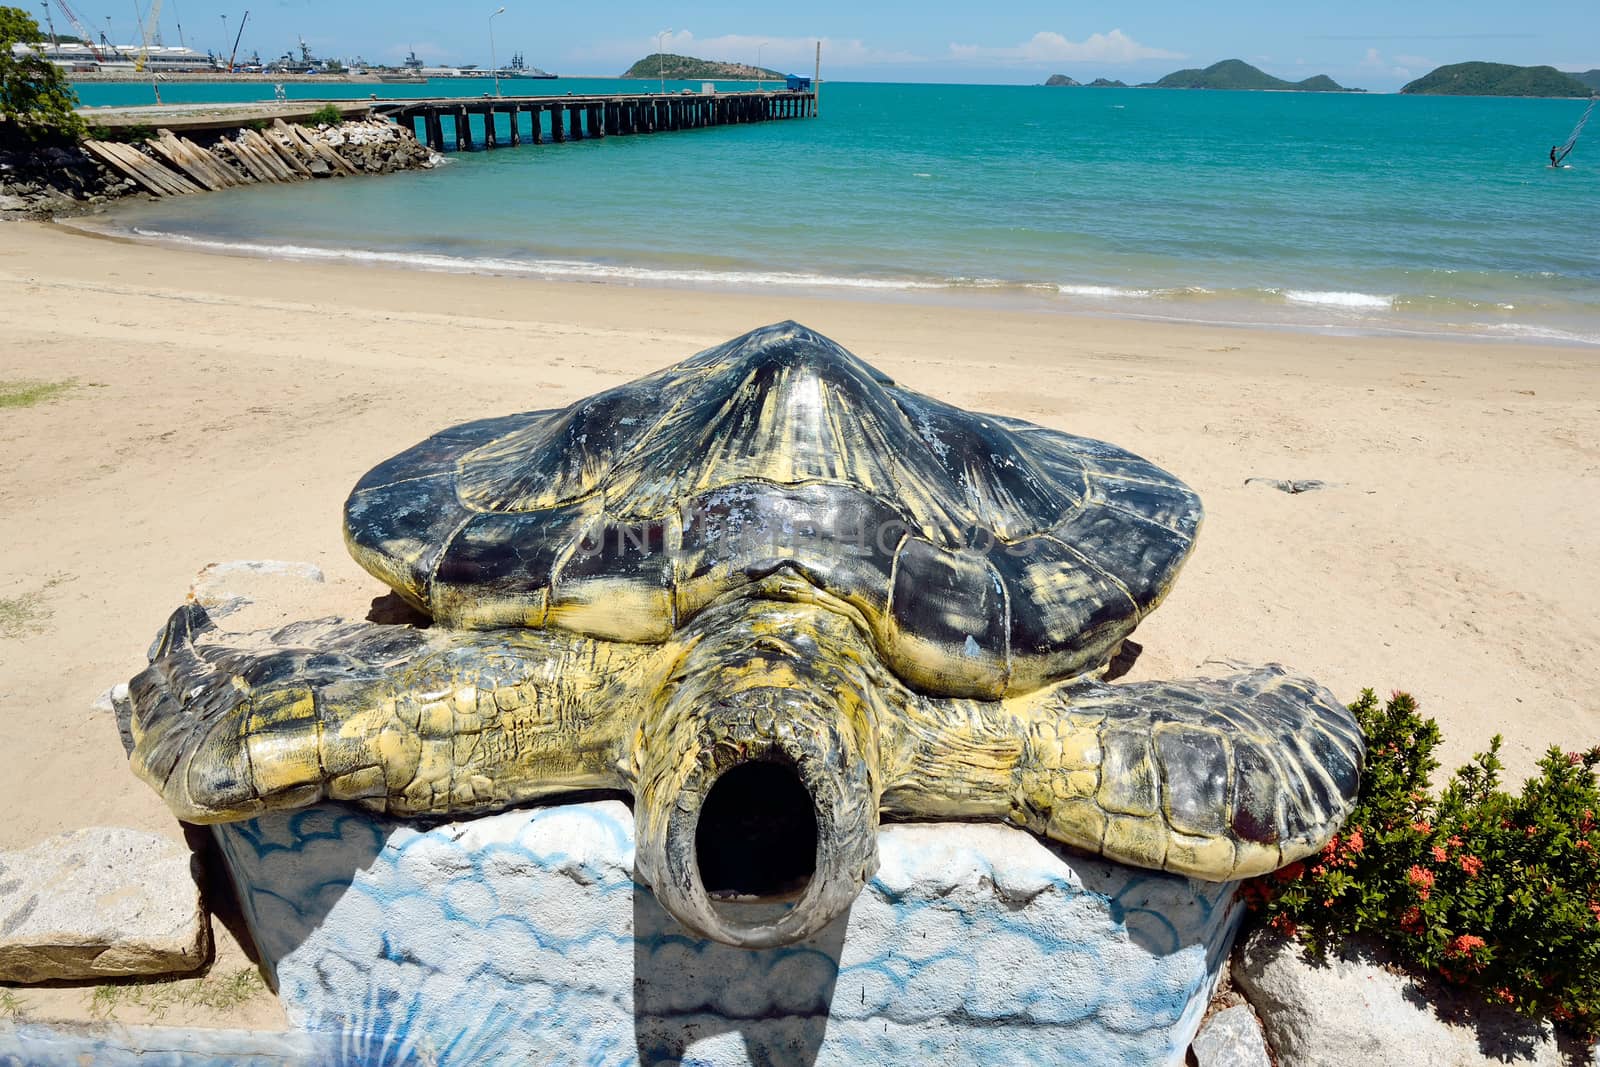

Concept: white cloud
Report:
left=1359, top=47, right=1417, bottom=81
left=948, top=29, right=1183, bottom=66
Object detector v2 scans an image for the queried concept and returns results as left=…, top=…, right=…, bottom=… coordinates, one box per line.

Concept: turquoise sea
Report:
left=80, top=78, right=1600, bottom=344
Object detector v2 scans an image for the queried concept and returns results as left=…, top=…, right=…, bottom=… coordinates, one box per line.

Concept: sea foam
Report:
left=1282, top=290, right=1395, bottom=310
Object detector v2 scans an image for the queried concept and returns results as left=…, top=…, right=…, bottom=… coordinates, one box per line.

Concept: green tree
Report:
left=0, top=6, right=84, bottom=140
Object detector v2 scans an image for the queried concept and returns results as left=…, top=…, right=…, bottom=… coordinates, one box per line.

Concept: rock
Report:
left=91, top=681, right=129, bottom=714
left=188, top=559, right=325, bottom=614
left=0, top=828, right=209, bottom=983
left=308, top=159, right=332, bottom=177
left=0, top=194, right=28, bottom=212
left=1232, top=928, right=1571, bottom=1066
left=216, top=800, right=1244, bottom=1065
left=1244, top=477, right=1332, bottom=494
left=1193, top=1004, right=1272, bottom=1067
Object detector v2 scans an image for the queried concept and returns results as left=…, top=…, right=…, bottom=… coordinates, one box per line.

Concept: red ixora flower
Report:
left=1345, top=828, right=1365, bottom=854
left=1399, top=906, right=1423, bottom=933
left=1458, top=855, right=1484, bottom=877
left=1447, top=835, right=1463, bottom=848
left=1449, top=934, right=1487, bottom=957
left=1412, top=820, right=1433, bottom=834
left=1495, top=987, right=1515, bottom=1004
left=1275, top=861, right=1305, bottom=883
left=1269, top=914, right=1298, bottom=938
left=1431, top=845, right=1449, bottom=863
left=1408, top=865, right=1436, bottom=890
left=1570, top=752, right=1585, bottom=766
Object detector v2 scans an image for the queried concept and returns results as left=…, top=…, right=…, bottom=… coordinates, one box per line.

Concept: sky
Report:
left=52, top=0, right=1600, bottom=91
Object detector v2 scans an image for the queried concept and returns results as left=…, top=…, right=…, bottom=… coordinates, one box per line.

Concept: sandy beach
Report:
left=1, top=218, right=1597, bottom=1019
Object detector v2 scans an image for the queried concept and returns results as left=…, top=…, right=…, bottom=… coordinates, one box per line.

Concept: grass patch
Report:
left=0, top=989, right=30, bottom=1019
left=0, top=574, right=70, bottom=639
left=84, top=966, right=267, bottom=1024
left=0, top=378, right=75, bottom=410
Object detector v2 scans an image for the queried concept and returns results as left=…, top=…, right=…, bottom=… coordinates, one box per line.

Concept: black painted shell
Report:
left=344, top=322, right=1202, bottom=698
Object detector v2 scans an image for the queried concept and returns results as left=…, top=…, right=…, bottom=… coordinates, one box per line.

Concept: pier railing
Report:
left=373, top=90, right=816, bottom=152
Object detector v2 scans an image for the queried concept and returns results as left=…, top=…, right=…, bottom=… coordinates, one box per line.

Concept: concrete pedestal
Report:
left=214, top=801, right=1241, bottom=1066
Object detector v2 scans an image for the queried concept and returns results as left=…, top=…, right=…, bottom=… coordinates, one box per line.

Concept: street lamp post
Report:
left=656, top=29, right=669, bottom=94
left=219, top=14, right=227, bottom=67
left=756, top=43, right=764, bottom=92
left=489, top=6, right=506, bottom=98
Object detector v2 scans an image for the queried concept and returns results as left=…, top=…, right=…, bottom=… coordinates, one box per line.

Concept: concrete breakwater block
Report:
left=215, top=800, right=1241, bottom=1066
left=0, top=827, right=208, bottom=983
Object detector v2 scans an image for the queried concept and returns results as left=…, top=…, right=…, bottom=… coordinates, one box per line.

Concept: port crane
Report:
left=49, top=0, right=108, bottom=61
left=226, top=9, right=249, bottom=72
left=133, top=0, right=163, bottom=72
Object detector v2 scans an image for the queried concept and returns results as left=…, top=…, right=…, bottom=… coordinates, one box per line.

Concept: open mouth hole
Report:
left=695, top=759, right=818, bottom=907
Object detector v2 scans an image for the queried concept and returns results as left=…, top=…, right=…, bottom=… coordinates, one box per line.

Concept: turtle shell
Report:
left=344, top=322, right=1202, bottom=699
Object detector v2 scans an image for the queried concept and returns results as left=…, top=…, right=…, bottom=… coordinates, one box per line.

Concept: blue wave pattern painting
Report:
left=213, top=801, right=1241, bottom=1066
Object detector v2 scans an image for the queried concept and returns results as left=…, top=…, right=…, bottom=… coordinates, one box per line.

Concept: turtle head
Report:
left=631, top=593, right=884, bottom=949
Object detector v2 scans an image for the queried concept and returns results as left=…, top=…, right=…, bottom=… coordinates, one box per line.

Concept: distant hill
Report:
left=621, top=53, right=783, bottom=81
left=1401, top=62, right=1591, bottom=97
left=1043, top=74, right=1129, bottom=88
left=1144, top=59, right=1358, bottom=92
left=1568, top=69, right=1600, bottom=91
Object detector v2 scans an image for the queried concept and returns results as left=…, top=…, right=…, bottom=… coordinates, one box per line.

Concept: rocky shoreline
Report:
left=0, top=117, right=442, bottom=219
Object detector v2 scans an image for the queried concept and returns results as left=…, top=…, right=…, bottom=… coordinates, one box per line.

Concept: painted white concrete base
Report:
left=214, top=801, right=1242, bottom=1066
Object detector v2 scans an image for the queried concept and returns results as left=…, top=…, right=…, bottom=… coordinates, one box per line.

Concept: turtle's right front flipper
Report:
left=1012, top=667, right=1365, bottom=880
left=127, top=604, right=644, bottom=823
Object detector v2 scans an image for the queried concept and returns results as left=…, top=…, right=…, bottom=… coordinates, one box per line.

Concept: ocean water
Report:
left=85, top=78, right=1600, bottom=344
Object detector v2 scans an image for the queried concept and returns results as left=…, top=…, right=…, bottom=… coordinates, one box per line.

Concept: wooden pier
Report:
left=374, top=90, right=816, bottom=152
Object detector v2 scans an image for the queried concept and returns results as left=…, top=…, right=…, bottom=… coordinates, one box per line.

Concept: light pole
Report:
left=219, top=14, right=226, bottom=64
left=756, top=42, right=764, bottom=92
left=489, top=6, right=506, bottom=98
left=656, top=28, right=669, bottom=94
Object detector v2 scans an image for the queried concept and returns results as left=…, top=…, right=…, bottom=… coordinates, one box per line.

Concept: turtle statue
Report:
left=125, top=322, right=1363, bottom=949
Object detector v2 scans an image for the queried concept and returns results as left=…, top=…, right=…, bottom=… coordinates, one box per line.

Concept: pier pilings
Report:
left=375, top=89, right=815, bottom=154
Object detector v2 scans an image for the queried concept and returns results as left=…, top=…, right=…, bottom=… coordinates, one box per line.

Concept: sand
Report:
left=1, top=219, right=1597, bottom=1022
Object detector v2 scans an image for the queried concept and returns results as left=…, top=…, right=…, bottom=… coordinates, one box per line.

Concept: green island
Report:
left=622, top=53, right=785, bottom=81
left=1043, top=75, right=1130, bottom=88
left=1141, top=59, right=1359, bottom=92
left=1401, top=61, right=1595, bottom=97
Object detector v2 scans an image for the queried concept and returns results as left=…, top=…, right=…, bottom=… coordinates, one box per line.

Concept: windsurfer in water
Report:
left=1551, top=145, right=1562, bottom=168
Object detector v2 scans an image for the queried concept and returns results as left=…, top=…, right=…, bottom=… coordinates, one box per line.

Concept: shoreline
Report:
left=62, top=211, right=1600, bottom=350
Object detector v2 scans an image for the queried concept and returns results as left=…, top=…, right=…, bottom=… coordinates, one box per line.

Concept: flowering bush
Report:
left=1243, top=690, right=1600, bottom=1036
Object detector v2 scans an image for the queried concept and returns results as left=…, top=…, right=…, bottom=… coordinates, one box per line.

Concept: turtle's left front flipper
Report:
left=126, top=604, right=643, bottom=823
left=1011, top=667, right=1365, bottom=880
